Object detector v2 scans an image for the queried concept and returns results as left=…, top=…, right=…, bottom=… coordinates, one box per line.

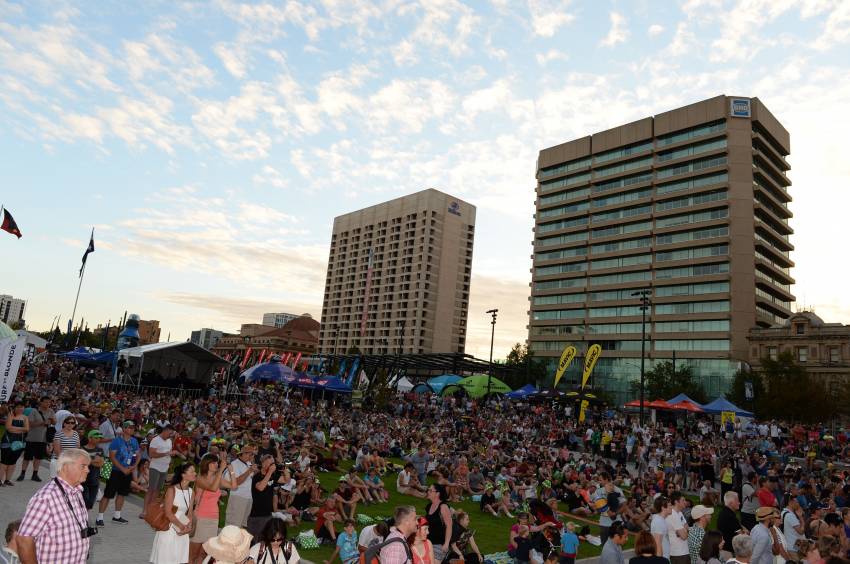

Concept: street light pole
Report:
left=632, top=289, right=652, bottom=426
left=486, top=309, right=498, bottom=399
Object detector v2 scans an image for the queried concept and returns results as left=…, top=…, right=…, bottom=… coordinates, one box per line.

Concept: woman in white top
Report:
left=248, top=518, right=301, bottom=564
left=150, top=462, right=196, bottom=564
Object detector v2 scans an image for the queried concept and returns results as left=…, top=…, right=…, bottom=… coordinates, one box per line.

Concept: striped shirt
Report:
left=18, top=477, right=90, bottom=563
left=57, top=431, right=80, bottom=451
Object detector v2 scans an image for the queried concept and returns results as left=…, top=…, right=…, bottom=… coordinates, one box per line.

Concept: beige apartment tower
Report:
left=319, top=189, right=475, bottom=355
left=529, top=95, right=794, bottom=399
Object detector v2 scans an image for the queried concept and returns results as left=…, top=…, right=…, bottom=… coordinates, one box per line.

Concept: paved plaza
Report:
left=0, top=461, right=152, bottom=563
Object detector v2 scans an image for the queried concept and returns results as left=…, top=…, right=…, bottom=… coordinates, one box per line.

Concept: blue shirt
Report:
left=560, top=531, right=579, bottom=555
left=337, top=530, right=359, bottom=563
left=109, top=435, right=139, bottom=467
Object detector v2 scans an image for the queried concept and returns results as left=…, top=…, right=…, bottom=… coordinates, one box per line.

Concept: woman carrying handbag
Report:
left=150, top=463, right=197, bottom=564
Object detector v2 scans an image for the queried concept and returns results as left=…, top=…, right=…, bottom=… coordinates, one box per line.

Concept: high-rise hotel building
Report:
left=319, top=189, right=475, bottom=356
left=529, top=95, right=794, bottom=398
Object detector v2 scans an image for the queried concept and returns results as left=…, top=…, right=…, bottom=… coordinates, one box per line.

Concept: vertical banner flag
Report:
left=80, top=229, right=95, bottom=277
left=0, top=337, right=26, bottom=402
left=360, top=248, right=374, bottom=338
left=240, top=347, right=253, bottom=369
left=0, top=208, right=22, bottom=239
left=337, top=360, right=348, bottom=379
left=345, top=357, right=360, bottom=387
left=292, top=352, right=302, bottom=371
left=257, top=349, right=267, bottom=365
left=721, top=411, right=736, bottom=427
left=581, top=344, right=602, bottom=389
left=578, top=400, right=590, bottom=423
left=553, top=345, right=577, bottom=388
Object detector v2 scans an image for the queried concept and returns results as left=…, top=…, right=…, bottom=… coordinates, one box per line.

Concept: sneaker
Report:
left=95, top=519, right=105, bottom=527
left=31, top=474, right=41, bottom=482
left=16, top=474, right=24, bottom=482
left=3, top=480, right=13, bottom=487
left=112, top=517, right=128, bottom=524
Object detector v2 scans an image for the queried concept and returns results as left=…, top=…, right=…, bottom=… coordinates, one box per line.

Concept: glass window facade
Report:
left=540, top=172, right=591, bottom=193
left=655, top=300, right=730, bottom=314
left=654, top=281, right=730, bottom=297
left=538, top=216, right=589, bottom=234
left=656, top=190, right=727, bottom=212
left=591, top=254, right=652, bottom=270
left=536, top=247, right=588, bottom=261
left=592, top=221, right=651, bottom=239
left=656, top=155, right=728, bottom=180
left=655, top=339, right=730, bottom=351
left=656, top=226, right=729, bottom=245
left=656, top=138, right=727, bottom=162
left=588, top=323, right=643, bottom=334
left=539, top=157, right=591, bottom=179
left=655, top=244, right=728, bottom=263
left=591, top=237, right=652, bottom=254
left=656, top=172, right=728, bottom=196
left=655, top=207, right=728, bottom=228
left=593, top=140, right=654, bottom=164
left=654, top=320, right=730, bottom=333
left=593, top=172, right=653, bottom=194
left=592, top=204, right=652, bottom=223
left=589, top=271, right=652, bottom=286
left=533, top=292, right=587, bottom=305
left=532, top=308, right=586, bottom=320
left=655, top=262, right=730, bottom=279
left=539, top=187, right=592, bottom=206
left=589, top=305, right=644, bottom=318
left=536, top=231, right=588, bottom=248
left=535, top=261, right=588, bottom=276
left=592, top=188, right=652, bottom=208
left=656, top=120, right=726, bottom=146
left=594, top=156, right=653, bottom=179
left=534, top=278, right=586, bottom=291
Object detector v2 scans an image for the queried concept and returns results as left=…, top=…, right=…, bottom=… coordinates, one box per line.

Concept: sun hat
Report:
left=691, top=505, right=714, bottom=520
left=756, top=506, right=779, bottom=521
left=202, top=525, right=252, bottom=563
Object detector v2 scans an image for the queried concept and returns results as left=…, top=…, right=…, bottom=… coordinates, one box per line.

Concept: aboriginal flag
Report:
left=1, top=209, right=21, bottom=239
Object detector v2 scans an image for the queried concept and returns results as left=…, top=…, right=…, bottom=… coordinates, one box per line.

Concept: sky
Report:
left=1, top=0, right=849, bottom=360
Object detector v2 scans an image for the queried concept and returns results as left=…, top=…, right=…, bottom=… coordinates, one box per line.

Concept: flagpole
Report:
left=68, top=228, right=94, bottom=346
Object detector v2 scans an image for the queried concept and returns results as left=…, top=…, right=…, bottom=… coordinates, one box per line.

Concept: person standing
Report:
left=143, top=425, right=176, bottom=519
left=688, top=505, right=714, bottom=564
left=223, top=445, right=257, bottom=528
left=629, top=531, right=668, bottom=564
left=601, top=522, right=628, bottom=564
left=380, top=506, right=416, bottom=564
left=97, top=421, right=140, bottom=526
left=150, top=462, right=196, bottom=564
left=666, top=492, right=690, bottom=564
left=98, top=409, right=122, bottom=457
left=425, top=484, right=453, bottom=563
left=190, top=453, right=238, bottom=564
left=781, top=498, right=805, bottom=559
left=80, top=431, right=105, bottom=509
left=0, top=403, right=29, bottom=486
left=18, top=397, right=54, bottom=482
left=741, top=472, right=760, bottom=532
left=16, top=449, right=93, bottom=564
left=717, top=491, right=744, bottom=561
left=750, top=507, right=778, bottom=564
left=650, top=496, right=671, bottom=559
left=247, top=454, right=281, bottom=541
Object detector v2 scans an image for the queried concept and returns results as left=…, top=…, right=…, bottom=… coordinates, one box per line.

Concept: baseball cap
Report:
left=87, top=430, right=104, bottom=439
left=692, top=505, right=715, bottom=520
left=122, top=420, right=136, bottom=429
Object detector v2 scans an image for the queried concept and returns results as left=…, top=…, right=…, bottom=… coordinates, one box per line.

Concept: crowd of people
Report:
left=2, top=356, right=850, bottom=564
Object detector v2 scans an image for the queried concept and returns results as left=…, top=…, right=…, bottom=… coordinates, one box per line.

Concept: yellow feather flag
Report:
left=581, top=344, right=602, bottom=389
left=553, top=345, right=577, bottom=388
left=578, top=399, right=590, bottom=423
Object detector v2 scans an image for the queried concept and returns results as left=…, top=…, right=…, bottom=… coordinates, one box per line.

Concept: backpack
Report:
left=361, top=536, right=413, bottom=564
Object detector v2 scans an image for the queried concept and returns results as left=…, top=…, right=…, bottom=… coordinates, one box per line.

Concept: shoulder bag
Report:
left=145, top=486, right=178, bottom=532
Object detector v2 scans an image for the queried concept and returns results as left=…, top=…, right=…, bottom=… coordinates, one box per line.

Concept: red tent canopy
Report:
left=670, top=400, right=704, bottom=412
left=624, top=399, right=673, bottom=409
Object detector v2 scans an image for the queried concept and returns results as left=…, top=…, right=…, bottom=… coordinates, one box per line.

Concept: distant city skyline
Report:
left=1, top=2, right=849, bottom=360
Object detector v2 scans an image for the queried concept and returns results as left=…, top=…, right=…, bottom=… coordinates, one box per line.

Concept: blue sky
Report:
left=1, top=0, right=849, bottom=359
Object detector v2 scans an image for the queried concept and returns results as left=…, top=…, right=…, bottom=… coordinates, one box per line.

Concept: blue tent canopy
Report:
left=506, top=384, right=538, bottom=399
left=668, top=393, right=701, bottom=406
left=426, top=374, right=462, bottom=394
left=701, top=397, right=753, bottom=417
left=241, top=360, right=297, bottom=383
left=315, top=376, right=352, bottom=393
left=61, top=347, right=114, bottom=364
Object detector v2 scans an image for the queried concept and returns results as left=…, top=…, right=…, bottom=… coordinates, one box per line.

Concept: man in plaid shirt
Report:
left=17, top=448, right=93, bottom=564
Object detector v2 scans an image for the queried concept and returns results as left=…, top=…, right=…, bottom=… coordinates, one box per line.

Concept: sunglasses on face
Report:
left=65, top=421, right=77, bottom=425
left=271, top=537, right=285, bottom=543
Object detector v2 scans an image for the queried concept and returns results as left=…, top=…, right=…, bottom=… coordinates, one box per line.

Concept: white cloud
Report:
left=535, top=49, right=568, bottom=65
left=62, top=114, right=104, bottom=143
left=390, top=0, right=480, bottom=66
left=648, top=24, right=664, bottom=37
left=252, top=165, right=289, bottom=189
left=812, top=1, right=850, bottom=50
left=666, top=22, right=697, bottom=56
left=600, top=11, right=629, bottom=47
left=123, top=33, right=215, bottom=92
left=366, top=79, right=456, bottom=134
left=527, top=0, right=575, bottom=37
left=213, top=42, right=249, bottom=78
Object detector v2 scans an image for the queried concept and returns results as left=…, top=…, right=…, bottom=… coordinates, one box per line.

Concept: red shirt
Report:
left=757, top=487, right=776, bottom=507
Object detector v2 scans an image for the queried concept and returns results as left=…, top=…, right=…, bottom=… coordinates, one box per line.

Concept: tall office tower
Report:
left=319, top=189, right=476, bottom=356
left=0, top=295, right=26, bottom=324
left=529, top=95, right=794, bottom=399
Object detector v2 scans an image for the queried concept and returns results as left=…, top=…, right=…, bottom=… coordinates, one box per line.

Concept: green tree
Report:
left=630, top=361, right=707, bottom=404
left=757, top=351, right=838, bottom=423
left=503, top=342, right=548, bottom=389
left=727, top=369, right=766, bottom=417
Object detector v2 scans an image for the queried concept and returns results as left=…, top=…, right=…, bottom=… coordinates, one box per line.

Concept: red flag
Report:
left=282, top=352, right=291, bottom=365
left=301, top=360, right=309, bottom=372
left=292, top=352, right=302, bottom=371
left=257, top=349, right=267, bottom=364
left=1, top=209, right=22, bottom=239
left=240, top=347, right=253, bottom=369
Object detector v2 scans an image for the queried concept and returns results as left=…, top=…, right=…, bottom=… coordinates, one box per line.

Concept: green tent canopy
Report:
left=442, top=374, right=512, bottom=398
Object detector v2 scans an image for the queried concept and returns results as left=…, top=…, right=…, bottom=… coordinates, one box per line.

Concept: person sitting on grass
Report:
left=481, top=483, right=514, bottom=518
left=333, top=479, right=362, bottom=521
left=343, top=470, right=375, bottom=505
left=315, top=497, right=342, bottom=545
left=363, top=468, right=389, bottom=503
left=450, top=511, right=484, bottom=564
left=398, top=463, right=428, bottom=498
left=324, top=519, right=359, bottom=564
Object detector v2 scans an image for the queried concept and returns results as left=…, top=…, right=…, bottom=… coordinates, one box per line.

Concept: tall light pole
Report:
left=632, top=290, right=652, bottom=426
left=486, top=309, right=498, bottom=398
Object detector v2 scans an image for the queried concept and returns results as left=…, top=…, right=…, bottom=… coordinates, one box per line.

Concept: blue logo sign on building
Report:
left=448, top=201, right=462, bottom=217
left=730, top=98, right=751, bottom=118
